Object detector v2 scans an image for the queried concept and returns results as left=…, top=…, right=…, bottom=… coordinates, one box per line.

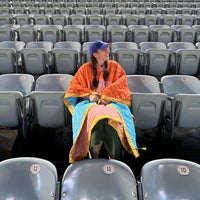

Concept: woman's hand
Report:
left=89, top=94, right=100, bottom=102
left=100, top=99, right=110, bottom=105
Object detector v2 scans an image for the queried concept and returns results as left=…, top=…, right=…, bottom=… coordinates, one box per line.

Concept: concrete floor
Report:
left=1, top=125, right=200, bottom=179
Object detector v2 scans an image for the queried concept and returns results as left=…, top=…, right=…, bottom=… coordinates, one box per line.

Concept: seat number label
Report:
left=177, top=165, right=190, bottom=176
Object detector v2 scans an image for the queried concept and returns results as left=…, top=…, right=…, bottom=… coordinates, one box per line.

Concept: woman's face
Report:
left=93, top=48, right=110, bottom=64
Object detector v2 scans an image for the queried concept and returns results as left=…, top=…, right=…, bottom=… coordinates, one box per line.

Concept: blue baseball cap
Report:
left=89, top=40, right=111, bottom=56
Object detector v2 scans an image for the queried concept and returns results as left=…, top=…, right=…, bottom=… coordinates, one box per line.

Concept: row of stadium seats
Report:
left=0, top=24, right=200, bottom=45
left=0, top=6, right=200, bottom=15
left=0, top=41, right=200, bottom=77
left=1, top=157, right=200, bottom=200
left=1, top=0, right=200, bottom=8
left=0, top=73, right=200, bottom=140
left=1, top=13, right=200, bottom=26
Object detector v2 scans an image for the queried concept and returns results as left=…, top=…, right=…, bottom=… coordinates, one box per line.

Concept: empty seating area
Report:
left=1, top=0, right=200, bottom=198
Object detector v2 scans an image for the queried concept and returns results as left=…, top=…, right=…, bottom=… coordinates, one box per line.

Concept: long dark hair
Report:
left=91, top=55, right=109, bottom=90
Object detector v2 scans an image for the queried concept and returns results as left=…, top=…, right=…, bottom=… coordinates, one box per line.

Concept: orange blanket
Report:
left=64, top=60, right=139, bottom=162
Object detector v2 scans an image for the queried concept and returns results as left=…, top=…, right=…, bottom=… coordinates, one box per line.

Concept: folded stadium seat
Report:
left=39, top=25, right=63, bottom=44
left=171, top=25, right=196, bottom=43
left=86, top=14, right=104, bottom=25
left=51, top=41, right=81, bottom=74
left=128, top=25, right=150, bottom=44
left=89, top=2, right=102, bottom=7
left=178, top=8, right=194, bottom=15
left=111, top=42, right=140, bottom=75
left=16, top=25, right=40, bottom=44
left=0, top=14, right=13, bottom=25
left=0, top=73, right=34, bottom=138
left=13, top=7, right=26, bottom=15
left=50, top=14, right=68, bottom=27
left=0, top=26, right=15, bottom=41
left=73, top=7, right=88, bottom=15
left=0, top=7, right=12, bottom=15
left=62, top=2, right=75, bottom=10
left=26, top=41, right=53, bottom=52
left=176, top=15, right=195, bottom=26
left=0, top=48, right=18, bottom=73
left=30, top=74, right=73, bottom=128
left=102, top=2, right=114, bottom=8
left=117, top=7, right=132, bottom=15
left=106, top=25, right=128, bottom=42
left=32, top=14, right=50, bottom=25
left=63, top=25, right=84, bottom=43
left=129, top=2, right=140, bottom=8
left=149, top=7, right=162, bottom=15
left=12, top=14, right=32, bottom=26
left=88, top=7, right=103, bottom=15
left=161, top=8, right=177, bottom=15
left=20, top=44, right=51, bottom=75
left=76, top=2, right=89, bottom=8
left=167, top=42, right=200, bottom=75
left=0, top=157, right=58, bottom=200
left=81, top=41, right=93, bottom=64
left=103, top=7, right=117, bottom=15
left=84, top=25, right=105, bottom=42
left=139, top=42, right=172, bottom=75
left=157, top=14, right=177, bottom=26
left=104, top=14, right=122, bottom=26
left=133, top=8, right=147, bottom=15
left=68, top=14, right=86, bottom=25
left=115, top=1, right=128, bottom=8
left=149, top=25, right=173, bottom=44
left=192, top=25, right=200, bottom=43
left=161, top=75, right=200, bottom=130
left=25, top=7, right=41, bottom=15
left=60, top=159, right=138, bottom=200
left=122, top=14, right=140, bottom=26
left=140, top=14, right=158, bottom=26
left=58, top=7, right=73, bottom=15
left=127, top=74, right=169, bottom=130
left=141, top=158, right=200, bottom=200
left=43, top=7, right=56, bottom=15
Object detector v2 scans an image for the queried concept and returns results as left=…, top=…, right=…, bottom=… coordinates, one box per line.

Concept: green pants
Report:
left=90, top=119, right=122, bottom=159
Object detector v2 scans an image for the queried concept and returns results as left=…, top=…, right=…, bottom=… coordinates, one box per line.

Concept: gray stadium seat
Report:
left=63, top=25, right=84, bottom=43
left=0, top=14, right=13, bottom=25
left=30, top=74, right=73, bottom=128
left=32, top=14, right=50, bottom=25
left=149, top=25, right=173, bottom=44
left=52, top=41, right=81, bottom=74
left=39, top=25, right=63, bottom=44
left=122, top=14, right=140, bottom=26
left=161, top=75, right=200, bottom=129
left=69, top=14, right=86, bottom=25
left=0, top=157, right=58, bottom=200
left=0, top=27, right=15, bottom=42
left=127, top=75, right=168, bottom=129
left=167, top=42, right=200, bottom=75
left=104, top=14, right=122, bottom=26
left=111, top=42, right=140, bottom=74
left=171, top=25, right=196, bottom=43
left=0, top=74, right=34, bottom=138
left=128, top=25, right=150, bottom=44
left=141, top=158, right=200, bottom=200
left=81, top=41, right=93, bottom=64
left=16, top=26, right=39, bottom=44
left=13, top=14, right=32, bottom=26
left=50, top=14, right=68, bottom=27
left=106, top=25, right=128, bottom=42
left=61, top=159, right=138, bottom=200
left=139, top=42, right=172, bottom=75
left=84, top=25, right=105, bottom=42
left=86, top=14, right=104, bottom=25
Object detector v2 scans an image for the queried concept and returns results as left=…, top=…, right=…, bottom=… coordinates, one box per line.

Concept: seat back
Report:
left=30, top=74, right=73, bottom=128
left=141, top=158, right=200, bottom=200
left=111, top=42, right=139, bottom=74
left=0, top=74, right=34, bottom=127
left=61, top=159, right=138, bottom=200
left=0, top=157, right=58, bottom=200
left=127, top=75, right=167, bottom=129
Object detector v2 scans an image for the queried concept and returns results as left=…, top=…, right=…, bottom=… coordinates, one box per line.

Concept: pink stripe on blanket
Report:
left=71, top=104, right=125, bottom=158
